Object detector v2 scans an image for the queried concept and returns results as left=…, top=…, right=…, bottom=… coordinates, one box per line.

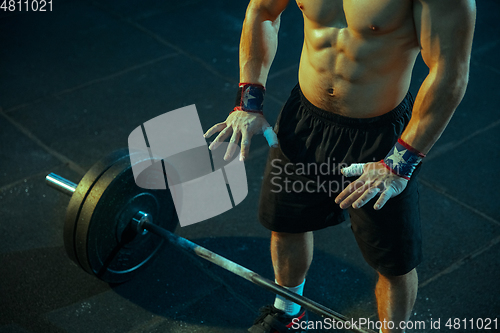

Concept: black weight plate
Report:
left=64, top=149, right=131, bottom=267
left=75, top=153, right=178, bottom=283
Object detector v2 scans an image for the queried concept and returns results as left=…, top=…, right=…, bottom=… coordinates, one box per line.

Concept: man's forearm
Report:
left=400, top=69, right=469, bottom=154
left=239, top=5, right=281, bottom=85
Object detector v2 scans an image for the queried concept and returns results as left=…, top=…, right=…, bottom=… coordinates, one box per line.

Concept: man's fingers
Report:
left=336, top=179, right=364, bottom=201
left=224, top=131, right=241, bottom=160
left=341, top=163, right=366, bottom=177
left=240, top=130, right=253, bottom=161
left=352, top=187, right=381, bottom=209
left=262, top=126, right=278, bottom=148
left=373, top=189, right=393, bottom=210
left=335, top=180, right=366, bottom=208
left=209, top=126, right=233, bottom=150
left=339, top=183, right=371, bottom=209
left=204, top=123, right=226, bottom=139
left=372, top=179, right=384, bottom=189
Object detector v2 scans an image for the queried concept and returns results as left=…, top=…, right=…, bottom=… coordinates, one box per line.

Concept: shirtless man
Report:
left=204, top=0, right=476, bottom=332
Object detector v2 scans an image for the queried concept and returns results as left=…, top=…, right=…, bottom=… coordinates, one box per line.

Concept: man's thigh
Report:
left=348, top=166, right=423, bottom=276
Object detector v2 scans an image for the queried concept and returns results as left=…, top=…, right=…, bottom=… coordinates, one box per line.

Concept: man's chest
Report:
left=297, top=0, right=414, bottom=34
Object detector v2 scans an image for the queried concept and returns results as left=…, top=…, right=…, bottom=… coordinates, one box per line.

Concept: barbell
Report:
left=46, top=148, right=376, bottom=333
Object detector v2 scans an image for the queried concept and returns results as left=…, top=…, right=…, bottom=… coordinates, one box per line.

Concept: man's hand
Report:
left=335, top=162, right=408, bottom=210
left=204, top=110, right=278, bottom=161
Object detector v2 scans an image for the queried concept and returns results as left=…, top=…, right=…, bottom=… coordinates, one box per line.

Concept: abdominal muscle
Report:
left=297, top=7, right=421, bottom=118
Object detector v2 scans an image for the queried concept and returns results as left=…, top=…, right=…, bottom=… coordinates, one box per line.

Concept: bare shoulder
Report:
left=247, top=0, right=290, bottom=18
left=412, top=0, right=476, bottom=16
left=412, top=0, right=476, bottom=72
left=412, top=0, right=476, bottom=37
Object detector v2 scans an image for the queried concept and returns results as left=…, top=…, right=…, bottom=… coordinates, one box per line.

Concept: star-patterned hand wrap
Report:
left=232, top=83, right=265, bottom=115
left=381, top=138, right=426, bottom=180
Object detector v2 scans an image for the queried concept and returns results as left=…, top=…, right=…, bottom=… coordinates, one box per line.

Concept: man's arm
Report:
left=336, top=0, right=476, bottom=210
left=240, top=0, right=289, bottom=85
left=402, top=0, right=476, bottom=153
left=204, top=0, right=289, bottom=160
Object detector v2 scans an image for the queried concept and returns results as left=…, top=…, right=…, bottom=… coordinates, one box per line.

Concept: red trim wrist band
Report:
left=381, top=138, right=426, bottom=180
left=231, top=83, right=265, bottom=115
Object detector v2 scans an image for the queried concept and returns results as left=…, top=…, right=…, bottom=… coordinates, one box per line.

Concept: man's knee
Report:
left=378, top=268, right=418, bottom=284
left=272, top=231, right=311, bottom=242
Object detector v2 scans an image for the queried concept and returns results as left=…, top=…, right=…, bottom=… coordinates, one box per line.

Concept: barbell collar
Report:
left=131, top=211, right=150, bottom=236
left=46, top=173, right=77, bottom=196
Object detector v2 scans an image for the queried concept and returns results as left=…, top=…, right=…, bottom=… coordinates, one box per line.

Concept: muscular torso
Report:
left=297, top=0, right=420, bottom=117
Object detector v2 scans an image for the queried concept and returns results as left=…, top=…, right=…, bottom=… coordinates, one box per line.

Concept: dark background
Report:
left=1, top=1, right=499, bottom=332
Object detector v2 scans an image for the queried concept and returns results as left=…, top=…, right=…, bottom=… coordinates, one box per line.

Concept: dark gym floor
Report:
left=1, top=1, right=499, bottom=332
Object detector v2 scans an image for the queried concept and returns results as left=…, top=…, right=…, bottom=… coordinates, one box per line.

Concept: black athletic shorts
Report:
left=258, top=84, right=422, bottom=276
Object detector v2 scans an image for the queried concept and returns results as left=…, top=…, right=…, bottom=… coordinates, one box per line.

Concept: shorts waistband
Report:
left=297, top=84, right=413, bottom=128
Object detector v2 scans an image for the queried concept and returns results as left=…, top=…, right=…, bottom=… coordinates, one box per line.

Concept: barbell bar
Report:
left=45, top=150, right=376, bottom=333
